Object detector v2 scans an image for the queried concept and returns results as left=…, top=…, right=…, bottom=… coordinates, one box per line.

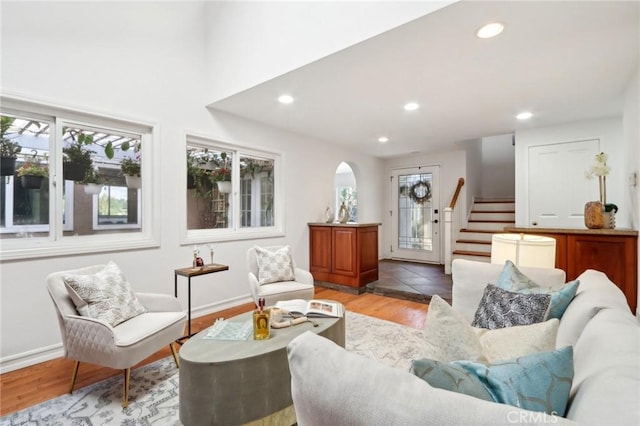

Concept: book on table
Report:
left=274, top=299, right=343, bottom=318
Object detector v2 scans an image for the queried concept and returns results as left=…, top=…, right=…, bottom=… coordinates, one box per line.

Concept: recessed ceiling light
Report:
left=378, top=136, right=389, bottom=143
left=517, top=111, right=533, bottom=120
left=404, top=102, right=419, bottom=111
left=278, top=94, right=294, bottom=104
left=476, top=22, right=504, bottom=39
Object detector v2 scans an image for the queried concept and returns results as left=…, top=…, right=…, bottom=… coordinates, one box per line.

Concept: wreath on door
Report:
left=409, top=180, right=432, bottom=204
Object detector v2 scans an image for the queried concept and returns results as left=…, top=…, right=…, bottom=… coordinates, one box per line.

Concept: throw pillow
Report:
left=471, top=284, right=551, bottom=329
left=496, top=260, right=580, bottom=319
left=410, top=358, right=493, bottom=401
left=423, top=295, right=558, bottom=363
left=63, top=261, right=147, bottom=327
left=455, top=346, right=574, bottom=416
left=254, top=245, right=296, bottom=285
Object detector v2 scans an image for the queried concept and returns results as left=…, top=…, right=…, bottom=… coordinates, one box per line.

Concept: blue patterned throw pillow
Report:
left=496, top=260, right=579, bottom=319
left=472, top=284, right=551, bottom=329
left=410, top=358, right=494, bottom=401
left=454, top=346, right=574, bottom=416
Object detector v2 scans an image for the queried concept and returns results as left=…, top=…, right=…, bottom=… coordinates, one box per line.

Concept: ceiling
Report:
left=208, top=1, right=639, bottom=159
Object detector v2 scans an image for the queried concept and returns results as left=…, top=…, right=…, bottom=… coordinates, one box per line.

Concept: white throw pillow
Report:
left=255, top=245, right=296, bottom=285
left=63, top=261, right=146, bottom=327
left=424, top=295, right=559, bottom=363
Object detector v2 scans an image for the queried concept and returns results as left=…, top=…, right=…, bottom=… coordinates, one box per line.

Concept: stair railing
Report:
left=444, top=178, right=465, bottom=274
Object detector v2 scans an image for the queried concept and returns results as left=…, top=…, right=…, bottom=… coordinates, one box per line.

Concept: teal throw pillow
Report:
left=410, top=358, right=493, bottom=401
left=471, top=284, right=551, bottom=329
left=496, top=260, right=580, bottom=319
left=455, top=346, right=574, bottom=416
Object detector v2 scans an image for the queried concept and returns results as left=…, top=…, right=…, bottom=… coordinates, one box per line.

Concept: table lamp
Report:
left=490, top=233, right=556, bottom=268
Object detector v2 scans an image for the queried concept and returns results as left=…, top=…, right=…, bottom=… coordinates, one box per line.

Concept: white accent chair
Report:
left=247, top=245, right=315, bottom=306
left=46, top=265, right=187, bottom=408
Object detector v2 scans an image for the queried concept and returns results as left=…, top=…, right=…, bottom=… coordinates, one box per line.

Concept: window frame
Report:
left=182, top=133, right=284, bottom=245
left=0, top=94, right=160, bottom=261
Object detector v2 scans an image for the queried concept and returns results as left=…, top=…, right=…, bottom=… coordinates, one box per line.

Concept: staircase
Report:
left=452, top=199, right=515, bottom=263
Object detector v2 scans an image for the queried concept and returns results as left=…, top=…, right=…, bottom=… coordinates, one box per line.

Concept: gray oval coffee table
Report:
left=179, top=304, right=345, bottom=426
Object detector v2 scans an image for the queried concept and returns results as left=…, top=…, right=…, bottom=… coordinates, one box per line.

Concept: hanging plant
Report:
left=409, top=180, right=432, bottom=204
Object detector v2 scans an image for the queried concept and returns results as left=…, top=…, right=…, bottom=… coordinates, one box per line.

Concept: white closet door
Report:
left=528, top=139, right=599, bottom=228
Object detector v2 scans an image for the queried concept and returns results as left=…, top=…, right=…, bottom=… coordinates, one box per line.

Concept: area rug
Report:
left=0, top=311, right=425, bottom=426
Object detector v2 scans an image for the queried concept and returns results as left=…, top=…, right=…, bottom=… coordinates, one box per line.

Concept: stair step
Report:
left=473, top=202, right=515, bottom=212
left=456, top=239, right=491, bottom=245
left=453, top=250, right=491, bottom=257
left=455, top=241, right=491, bottom=252
left=469, top=212, right=515, bottom=221
left=465, top=221, right=514, bottom=231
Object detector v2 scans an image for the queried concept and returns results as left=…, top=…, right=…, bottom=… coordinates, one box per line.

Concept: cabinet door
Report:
left=309, top=226, right=332, bottom=273
left=333, top=227, right=357, bottom=277
left=567, top=234, right=636, bottom=312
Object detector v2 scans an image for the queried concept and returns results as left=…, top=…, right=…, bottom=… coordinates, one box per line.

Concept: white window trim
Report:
left=181, top=133, right=284, bottom=245
left=0, top=93, right=160, bottom=261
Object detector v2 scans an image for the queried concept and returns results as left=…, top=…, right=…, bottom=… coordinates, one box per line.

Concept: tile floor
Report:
left=366, top=259, right=453, bottom=304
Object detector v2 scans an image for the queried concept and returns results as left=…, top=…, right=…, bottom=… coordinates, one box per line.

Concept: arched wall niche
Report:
left=334, top=161, right=358, bottom=222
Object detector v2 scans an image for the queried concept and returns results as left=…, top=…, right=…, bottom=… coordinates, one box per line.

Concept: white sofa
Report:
left=287, top=259, right=640, bottom=425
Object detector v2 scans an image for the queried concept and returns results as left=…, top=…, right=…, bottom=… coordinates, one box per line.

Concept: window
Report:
left=185, top=137, right=282, bottom=243
left=0, top=96, right=157, bottom=260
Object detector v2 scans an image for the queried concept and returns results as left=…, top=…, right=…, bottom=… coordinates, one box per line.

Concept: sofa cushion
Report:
left=424, top=295, right=558, bottom=363
left=410, top=358, right=493, bottom=401
left=451, top=259, right=566, bottom=324
left=287, top=331, right=578, bottom=426
left=471, top=284, right=551, bottom=329
left=496, top=260, right=579, bottom=319
left=254, top=245, right=295, bottom=285
left=456, top=346, right=574, bottom=416
left=62, top=261, right=146, bottom=327
left=556, top=269, right=631, bottom=348
left=566, top=308, right=640, bottom=425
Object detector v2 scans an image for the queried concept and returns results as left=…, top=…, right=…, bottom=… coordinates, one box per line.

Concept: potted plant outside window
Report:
left=212, top=152, right=232, bottom=193
left=17, top=155, right=48, bottom=189
left=121, top=156, right=141, bottom=189
left=81, top=167, right=106, bottom=195
left=63, top=132, right=94, bottom=181
left=1, top=116, right=21, bottom=176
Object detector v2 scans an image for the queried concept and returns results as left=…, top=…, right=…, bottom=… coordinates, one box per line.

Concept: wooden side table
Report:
left=174, top=263, right=229, bottom=342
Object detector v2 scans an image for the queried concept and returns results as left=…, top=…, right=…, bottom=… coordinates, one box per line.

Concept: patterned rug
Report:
left=1, top=311, right=425, bottom=426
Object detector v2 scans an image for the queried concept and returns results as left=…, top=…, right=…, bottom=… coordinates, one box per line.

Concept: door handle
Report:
left=433, top=219, right=439, bottom=224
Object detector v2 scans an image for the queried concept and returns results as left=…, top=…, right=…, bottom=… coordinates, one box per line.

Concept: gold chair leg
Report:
left=169, top=342, right=180, bottom=368
left=122, top=368, right=131, bottom=409
left=69, top=360, right=80, bottom=394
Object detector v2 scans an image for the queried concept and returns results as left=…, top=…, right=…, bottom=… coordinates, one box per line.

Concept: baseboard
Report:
left=0, top=295, right=254, bottom=375
left=1, top=343, right=64, bottom=374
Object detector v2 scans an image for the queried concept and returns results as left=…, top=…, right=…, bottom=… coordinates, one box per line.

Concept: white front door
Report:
left=390, top=166, right=440, bottom=263
left=528, top=139, right=599, bottom=228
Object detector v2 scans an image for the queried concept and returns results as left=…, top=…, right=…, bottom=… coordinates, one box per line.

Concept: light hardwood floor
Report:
left=0, top=287, right=428, bottom=416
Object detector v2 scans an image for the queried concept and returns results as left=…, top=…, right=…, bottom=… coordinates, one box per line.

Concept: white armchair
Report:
left=46, top=264, right=187, bottom=408
left=247, top=245, right=315, bottom=306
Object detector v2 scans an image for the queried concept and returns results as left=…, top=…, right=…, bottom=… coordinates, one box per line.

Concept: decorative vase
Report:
left=83, top=183, right=103, bottom=195
left=338, top=202, right=348, bottom=224
left=20, top=175, right=44, bottom=190
left=584, top=201, right=604, bottom=229
left=603, top=211, right=616, bottom=229
left=125, top=175, right=142, bottom=189
left=217, top=181, right=231, bottom=194
left=1, top=156, right=17, bottom=176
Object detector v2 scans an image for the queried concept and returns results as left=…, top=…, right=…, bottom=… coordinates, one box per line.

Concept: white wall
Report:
left=462, top=139, right=482, bottom=218
left=0, top=1, right=384, bottom=372
left=383, top=150, right=467, bottom=262
left=514, top=117, right=629, bottom=229
left=203, top=1, right=454, bottom=102
left=622, top=67, right=639, bottom=314
left=481, top=134, right=515, bottom=199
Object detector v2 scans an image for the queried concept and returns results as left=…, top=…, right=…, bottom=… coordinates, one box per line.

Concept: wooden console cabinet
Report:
left=506, top=227, right=638, bottom=313
left=308, top=223, right=380, bottom=293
